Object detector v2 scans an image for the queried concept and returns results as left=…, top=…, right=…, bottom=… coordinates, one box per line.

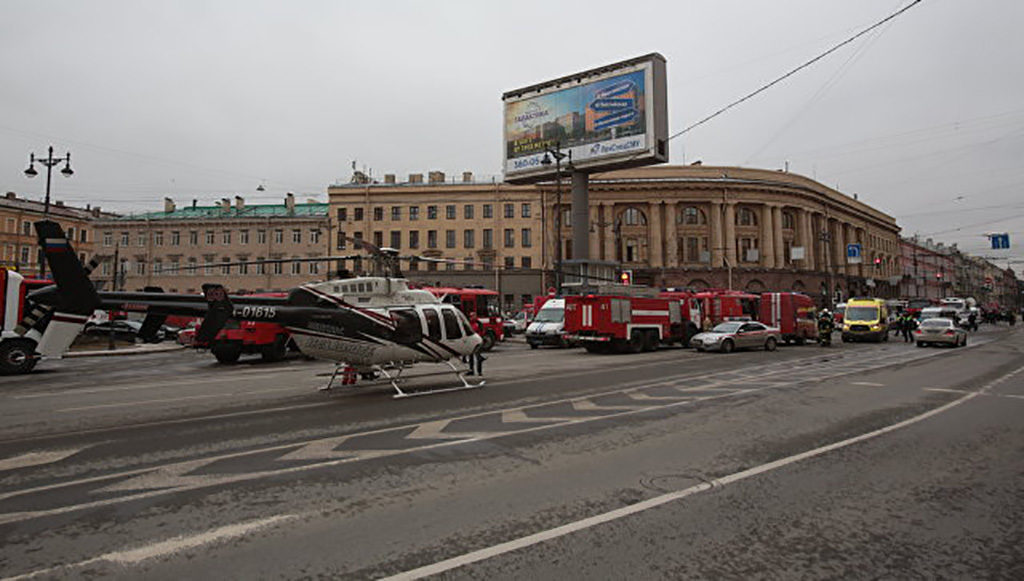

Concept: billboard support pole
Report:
left=571, top=170, right=589, bottom=263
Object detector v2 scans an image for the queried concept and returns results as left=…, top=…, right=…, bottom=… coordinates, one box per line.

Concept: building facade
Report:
left=0, top=191, right=108, bottom=277
left=329, top=165, right=903, bottom=308
left=94, top=194, right=329, bottom=293
left=899, top=237, right=957, bottom=300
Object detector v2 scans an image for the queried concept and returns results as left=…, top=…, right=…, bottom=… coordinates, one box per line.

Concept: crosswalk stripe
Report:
left=0, top=448, right=85, bottom=472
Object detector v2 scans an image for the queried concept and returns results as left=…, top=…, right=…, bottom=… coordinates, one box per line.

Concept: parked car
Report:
left=914, top=317, right=968, bottom=348
left=503, top=310, right=531, bottom=335
left=83, top=320, right=165, bottom=343
left=690, top=321, right=781, bottom=353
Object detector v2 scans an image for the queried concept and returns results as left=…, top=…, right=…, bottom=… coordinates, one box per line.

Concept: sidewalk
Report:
left=65, top=342, right=186, bottom=358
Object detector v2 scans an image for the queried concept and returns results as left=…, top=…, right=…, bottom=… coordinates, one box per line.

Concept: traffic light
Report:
left=619, top=270, right=633, bottom=285
left=873, top=256, right=882, bottom=269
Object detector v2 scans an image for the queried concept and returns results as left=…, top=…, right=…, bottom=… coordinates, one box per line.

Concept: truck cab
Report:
left=526, top=298, right=570, bottom=349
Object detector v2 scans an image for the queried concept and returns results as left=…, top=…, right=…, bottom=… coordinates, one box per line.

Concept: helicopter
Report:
left=27, top=219, right=485, bottom=397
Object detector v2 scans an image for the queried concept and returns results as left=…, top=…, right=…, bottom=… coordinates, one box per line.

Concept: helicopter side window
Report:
left=423, top=307, right=442, bottom=341
left=458, top=310, right=475, bottom=336
left=390, top=308, right=423, bottom=343
left=441, top=307, right=463, bottom=340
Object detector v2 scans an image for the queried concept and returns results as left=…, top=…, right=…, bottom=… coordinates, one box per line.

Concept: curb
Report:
left=65, top=343, right=186, bottom=358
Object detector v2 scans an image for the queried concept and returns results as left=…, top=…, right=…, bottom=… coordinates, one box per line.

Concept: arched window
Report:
left=621, top=207, right=647, bottom=226
left=680, top=206, right=707, bottom=225
left=781, top=211, right=795, bottom=230
left=736, top=207, right=758, bottom=226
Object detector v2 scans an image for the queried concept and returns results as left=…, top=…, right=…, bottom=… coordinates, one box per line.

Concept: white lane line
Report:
left=381, top=365, right=1024, bottom=581
left=2, top=513, right=298, bottom=580
left=0, top=448, right=85, bottom=472
left=57, top=394, right=225, bottom=412
left=851, top=381, right=885, bottom=387
left=925, top=388, right=1024, bottom=401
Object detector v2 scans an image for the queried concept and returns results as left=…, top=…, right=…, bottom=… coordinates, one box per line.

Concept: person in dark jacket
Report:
left=901, top=313, right=916, bottom=342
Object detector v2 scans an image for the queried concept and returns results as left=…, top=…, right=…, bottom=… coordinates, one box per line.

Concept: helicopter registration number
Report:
left=234, top=305, right=277, bottom=319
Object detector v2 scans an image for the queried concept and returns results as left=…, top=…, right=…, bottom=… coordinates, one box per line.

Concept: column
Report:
left=664, top=201, right=679, bottom=268
left=588, top=202, right=601, bottom=261
left=834, top=220, right=846, bottom=276
left=603, top=203, right=616, bottom=261
left=761, top=203, right=776, bottom=269
left=723, top=202, right=737, bottom=267
left=801, top=210, right=815, bottom=271
left=710, top=201, right=723, bottom=268
left=773, top=206, right=784, bottom=268
left=648, top=202, right=663, bottom=268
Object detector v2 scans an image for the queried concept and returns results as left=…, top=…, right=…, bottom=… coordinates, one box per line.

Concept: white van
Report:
left=525, top=298, right=571, bottom=349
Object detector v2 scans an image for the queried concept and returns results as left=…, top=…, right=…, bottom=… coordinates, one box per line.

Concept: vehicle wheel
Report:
left=0, top=340, right=38, bottom=375
left=627, top=332, right=643, bottom=354
left=918, top=342, right=928, bottom=348
left=529, top=342, right=539, bottom=350
left=642, top=331, right=657, bottom=352
left=211, top=342, right=242, bottom=364
left=261, top=335, right=288, bottom=362
left=764, top=337, right=777, bottom=352
left=481, top=331, right=496, bottom=352
left=882, top=332, right=889, bottom=342
left=720, top=339, right=734, bottom=354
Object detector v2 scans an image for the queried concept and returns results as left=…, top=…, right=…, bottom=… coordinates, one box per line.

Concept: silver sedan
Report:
left=914, top=317, right=968, bottom=348
left=691, top=321, right=782, bottom=353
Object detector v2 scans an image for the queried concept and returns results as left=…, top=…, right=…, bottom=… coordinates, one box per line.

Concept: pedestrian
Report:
left=901, top=313, right=915, bottom=342
left=464, top=348, right=485, bottom=376
left=968, top=311, right=978, bottom=332
left=702, top=315, right=712, bottom=332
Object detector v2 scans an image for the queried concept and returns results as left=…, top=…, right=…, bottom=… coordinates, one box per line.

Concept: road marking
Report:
left=2, top=513, right=298, bottom=581
left=382, top=364, right=1024, bottom=581
left=851, top=381, right=885, bottom=387
left=56, top=393, right=226, bottom=412
left=925, top=388, right=1024, bottom=400
left=0, top=448, right=84, bottom=472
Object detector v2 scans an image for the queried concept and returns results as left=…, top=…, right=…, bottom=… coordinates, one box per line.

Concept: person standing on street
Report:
left=901, top=313, right=915, bottom=342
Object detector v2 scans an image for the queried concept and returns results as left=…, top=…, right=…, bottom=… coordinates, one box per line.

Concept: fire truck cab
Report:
left=759, top=292, right=818, bottom=344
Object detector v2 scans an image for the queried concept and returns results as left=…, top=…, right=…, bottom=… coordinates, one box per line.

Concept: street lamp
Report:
left=540, top=142, right=571, bottom=294
left=24, top=146, right=73, bottom=279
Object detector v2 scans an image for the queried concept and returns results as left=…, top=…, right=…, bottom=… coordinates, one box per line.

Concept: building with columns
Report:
left=329, top=165, right=902, bottom=308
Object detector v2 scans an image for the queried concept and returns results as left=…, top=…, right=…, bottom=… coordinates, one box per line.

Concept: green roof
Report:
left=112, top=202, right=328, bottom=221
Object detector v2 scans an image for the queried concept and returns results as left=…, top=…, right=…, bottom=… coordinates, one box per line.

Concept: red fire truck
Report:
left=693, top=290, right=761, bottom=326
left=422, top=286, right=504, bottom=351
left=176, top=293, right=295, bottom=363
left=564, top=291, right=702, bottom=354
left=759, top=292, right=818, bottom=344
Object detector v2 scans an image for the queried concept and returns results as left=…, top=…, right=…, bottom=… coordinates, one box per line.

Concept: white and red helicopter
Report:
left=27, top=220, right=485, bottom=397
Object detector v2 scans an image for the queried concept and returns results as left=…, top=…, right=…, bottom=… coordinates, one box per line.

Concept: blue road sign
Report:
left=990, top=233, right=1010, bottom=250
left=846, top=243, right=862, bottom=264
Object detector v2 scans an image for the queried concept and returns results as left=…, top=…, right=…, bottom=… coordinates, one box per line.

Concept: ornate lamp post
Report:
left=24, top=146, right=74, bottom=279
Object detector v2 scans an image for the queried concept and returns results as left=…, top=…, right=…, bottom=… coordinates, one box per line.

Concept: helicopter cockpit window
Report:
left=390, top=308, right=423, bottom=343
left=423, top=307, right=442, bottom=341
left=458, top=310, right=475, bottom=336
left=441, top=307, right=462, bottom=340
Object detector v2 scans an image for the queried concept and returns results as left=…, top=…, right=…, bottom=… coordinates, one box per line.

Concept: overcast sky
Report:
left=2, top=0, right=1023, bottom=268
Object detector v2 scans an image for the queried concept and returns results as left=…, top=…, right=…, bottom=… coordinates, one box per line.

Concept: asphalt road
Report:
left=1, top=325, right=1022, bottom=579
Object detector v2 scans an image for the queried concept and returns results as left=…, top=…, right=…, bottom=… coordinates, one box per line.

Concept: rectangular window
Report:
left=273, top=261, right=282, bottom=275
left=204, top=258, right=214, bottom=275
left=151, top=232, right=161, bottom=246
left=522, top=256, right=532, bottom=268
left=446, top=205, right=456, bottom=219
left=239, top=230, right=249, bottom=244
left=291, top=261, right=301, bottom=275
left=504, top=203, right=515, bottom=218
left=521, top=228, right=532, bottom=248
left=221, top=257, right=231, bottom=275
left=390, top=231, right=401, bottom=249
left=521, top=203, right=531, bottom=218
left=274, top=229, right=283, bottom=244
left=409, top=206, right=420, bottom=221
left=137, top=233, right=147, bottom=247
left=464, top=229, right=475, bottom=249
left=483, top=229, right=493, bottom=249
left=337, top=208, right=347, bottom=221
left=504, top=228, right=515, bottom=248
left=337, top=231, right=347, bottom=250
left=170, top=231, right=181, bottom=246
left=103, top=232, right=112, bottom=247
left=427, top=205, right=438, bottom=220
left=464, top=205, right=474, bottom=219
left=80, top=229, right=87, bottom=243
left=354, top=207, right=364, bottom=221
left=310, top=229, right=321, bottom=244
left=287, top=229, right=298, bottom=243
left=149, top=260, right=158, bottom=276
left=222, top=231, right=231, bottom=244
left=353, top=231, right=364, bottom=250
left=309, top=261, right=320, bottom=274
left=22, top=221, right=32, bottom=235
left=373, top=231, right=383, bottom=247
left=257, top=230, right=267, bottom=244
left=256, top=259, right=266, bottom=275
left=136, top=261, right=146, bottom=275
left=504, top=256, right=515, bottom=269
left=189, top=231, right=198, bottom=245
left=464, top=257, right=474, bottom=271
left=239, top=261, right=248, bottom=275
left=409, top=230, right=420, bottom=249
left=427, top=230, right=438, bottom=249
left=391, top=206, right=402, bottom=221
left=445, top=230, right=456, bottom=248
left=373, top=207, right=384, bottom=221
left=206, top=231, right=215, bottom=244
left=187, top=258, right=196, bottom=275
left=483, top=204, right=493, bottom=219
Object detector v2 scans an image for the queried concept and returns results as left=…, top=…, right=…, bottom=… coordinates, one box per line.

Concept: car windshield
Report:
left=846, top=306, right=878, bottom=321
left=712, top=322, right=743, bottom=333
left=533, top=307, right=563, bottom=323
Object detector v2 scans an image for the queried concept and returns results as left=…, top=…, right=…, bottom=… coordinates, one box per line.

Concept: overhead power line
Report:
left=668, top=0, right=924, bottom=142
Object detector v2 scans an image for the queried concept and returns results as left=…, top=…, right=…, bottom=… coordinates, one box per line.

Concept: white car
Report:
left=690, top=321, right=782, bottom=353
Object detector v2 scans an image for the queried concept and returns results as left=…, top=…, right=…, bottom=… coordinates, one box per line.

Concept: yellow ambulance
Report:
left=841, top=298, right=889, bottom=342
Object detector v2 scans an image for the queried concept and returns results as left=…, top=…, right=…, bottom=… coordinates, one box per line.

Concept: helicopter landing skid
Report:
left=381, top=361, right=485, bottom=399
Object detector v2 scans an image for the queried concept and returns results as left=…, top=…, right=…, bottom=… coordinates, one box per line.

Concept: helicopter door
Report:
left=441, top=306, right=463, bottom=342
left=389, top=308, right=423, bottom=344
left=422, top=307, right=442, bottom=341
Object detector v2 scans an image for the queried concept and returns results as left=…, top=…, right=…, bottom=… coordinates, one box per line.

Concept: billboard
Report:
left=502, top=53, right=668, bottom=184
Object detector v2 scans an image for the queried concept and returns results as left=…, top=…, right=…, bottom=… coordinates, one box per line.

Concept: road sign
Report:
left=846, top=243, right=862, bottom=264
left=990, top=233, right=1010, bottom=250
